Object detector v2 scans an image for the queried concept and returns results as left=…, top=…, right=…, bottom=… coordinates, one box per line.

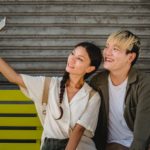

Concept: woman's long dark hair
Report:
left=56, top=42, right=102, bottom=119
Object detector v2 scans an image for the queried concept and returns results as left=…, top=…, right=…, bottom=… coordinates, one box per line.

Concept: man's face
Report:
left=103, top=41, right=132, bottom=72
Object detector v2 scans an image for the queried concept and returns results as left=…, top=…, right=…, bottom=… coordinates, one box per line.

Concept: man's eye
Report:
left=104, top=45, right=108, bottom=49
left=113, top=48, right=120, bottom=51
left=77, top=58, right=83, bottom=61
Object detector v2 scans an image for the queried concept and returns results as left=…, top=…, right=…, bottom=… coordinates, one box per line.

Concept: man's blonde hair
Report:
left=107, top=30, right=141, bottom=65
left=107, top=30, right=140, bottom=52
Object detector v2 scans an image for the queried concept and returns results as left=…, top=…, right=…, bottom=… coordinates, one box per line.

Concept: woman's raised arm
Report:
left=0, top=58, right=26, bottom=88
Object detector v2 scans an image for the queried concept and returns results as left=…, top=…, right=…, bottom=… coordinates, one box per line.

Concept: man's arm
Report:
left=130, top=75, right=150, bottom=150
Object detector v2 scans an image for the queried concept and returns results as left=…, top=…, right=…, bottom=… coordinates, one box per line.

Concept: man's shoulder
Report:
left=137, top=70, right=150, bottom=85
left=91, top=70, right=108, bottom=81
left=132, top=68, right=149, bottom=80
left=129, top=68, right=150, bottom=87
left=88, top=70, right=108, bottom=90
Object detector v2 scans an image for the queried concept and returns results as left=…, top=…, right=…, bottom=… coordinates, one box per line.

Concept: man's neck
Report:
left=109, top=70, right=129, bottom=86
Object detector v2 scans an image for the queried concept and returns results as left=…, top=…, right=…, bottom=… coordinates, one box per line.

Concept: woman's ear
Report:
left=86, top=66, right=96, bottom=73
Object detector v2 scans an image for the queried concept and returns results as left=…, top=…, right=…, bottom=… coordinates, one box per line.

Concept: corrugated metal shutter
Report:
left=0, top=0, right=150, bottom=88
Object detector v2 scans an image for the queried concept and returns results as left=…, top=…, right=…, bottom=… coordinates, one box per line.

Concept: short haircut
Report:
left=107, top=30, right=141, bottom=65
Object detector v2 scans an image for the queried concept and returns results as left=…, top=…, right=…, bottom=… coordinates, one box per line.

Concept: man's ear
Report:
left=86, top=66, right=96, bottom=73
left=128, top=52, right=136, bottom=64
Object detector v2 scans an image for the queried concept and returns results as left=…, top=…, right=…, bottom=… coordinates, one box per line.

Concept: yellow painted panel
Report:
left=0, top=143, right=40, bottom=150
left=0, top=117, right=42, bottom=126
left=0, top=104, right=37, bottom=113
left=0, top=130, right=42, bottom=139
left=0, top=90, right=30, bottom=101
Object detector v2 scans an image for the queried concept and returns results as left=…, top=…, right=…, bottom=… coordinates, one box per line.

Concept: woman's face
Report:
left=66, top=46, right=95, bottom=77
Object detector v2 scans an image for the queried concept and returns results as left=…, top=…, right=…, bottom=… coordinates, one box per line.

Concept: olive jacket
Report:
left=89, top=68, right=150, bottom=150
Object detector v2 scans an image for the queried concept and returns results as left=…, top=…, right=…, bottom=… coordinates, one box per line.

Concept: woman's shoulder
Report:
left=50, top=76, right=62, bottom=83
left=85, top=82, right=100, bottom=98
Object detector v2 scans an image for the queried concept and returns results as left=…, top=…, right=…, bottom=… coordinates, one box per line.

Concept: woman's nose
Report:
left=69, top=55, right=76, bottom=63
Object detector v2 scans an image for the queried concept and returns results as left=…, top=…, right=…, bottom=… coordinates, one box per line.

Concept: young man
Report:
left=90, top=30, right=150, bottom=150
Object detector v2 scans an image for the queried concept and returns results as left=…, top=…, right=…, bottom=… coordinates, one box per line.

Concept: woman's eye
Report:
left=71, top=51, right=74, bottom=55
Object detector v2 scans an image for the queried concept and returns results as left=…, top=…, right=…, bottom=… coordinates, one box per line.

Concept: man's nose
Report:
left=104, top=48, right=112, bottom=55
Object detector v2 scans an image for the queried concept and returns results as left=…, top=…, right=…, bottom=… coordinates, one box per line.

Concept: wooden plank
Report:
left=0, top=143, right=40, bottom=150
left=0, top=130, right=42, bottom=139
left=0, top=49, right=70, bottom=58
left=0, top=4, right=149, bottom=14
left=0, top=117, right=41, bottom=126
left=5, top=15, right=150, bottom=25
left=0, top=104, right=36, bottom=113
left=4, top=61, right=67, bottom=70
left=1, top=47, right=150, bottom=59
left=0, top=90, right=30, bottom=101
left=0, top=0, right=149, bottom=4
left=1, top=26, right=150, bottom=36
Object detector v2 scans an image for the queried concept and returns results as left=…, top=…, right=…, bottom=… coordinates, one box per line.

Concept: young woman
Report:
left=0, top=42, right=102, bottom=150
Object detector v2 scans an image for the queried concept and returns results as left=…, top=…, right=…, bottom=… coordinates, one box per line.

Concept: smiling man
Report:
left=89, top=30, right=150, bottom=150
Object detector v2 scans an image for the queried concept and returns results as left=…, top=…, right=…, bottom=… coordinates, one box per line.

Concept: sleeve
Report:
left=19, top=74, right=45, bottom=103
left=130, top=75, right=150, bottom=150
left=88, top=74, right=101, bottom=92
left=77, top=92, right=101, bottom=137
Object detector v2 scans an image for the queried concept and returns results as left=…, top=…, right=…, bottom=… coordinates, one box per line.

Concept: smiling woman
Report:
left=0, top=41, right=102, bottom=150
left=66, top=46, right=94, bottom=78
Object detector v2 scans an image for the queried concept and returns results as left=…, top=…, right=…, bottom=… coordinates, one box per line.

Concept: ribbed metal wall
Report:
left=0, top=0, right=150, bottom=88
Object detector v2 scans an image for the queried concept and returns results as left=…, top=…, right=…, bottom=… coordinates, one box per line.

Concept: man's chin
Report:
left=103, top=64, right=111, bottom=70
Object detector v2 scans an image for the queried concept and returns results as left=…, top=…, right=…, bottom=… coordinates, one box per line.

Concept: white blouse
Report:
left=20, top=74, right=100, bottom=150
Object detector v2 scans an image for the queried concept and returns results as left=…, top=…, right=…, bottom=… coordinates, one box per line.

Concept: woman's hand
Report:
left=0, top=58, right=26, bottom=88
left=65, top=124, right=85, bottom=150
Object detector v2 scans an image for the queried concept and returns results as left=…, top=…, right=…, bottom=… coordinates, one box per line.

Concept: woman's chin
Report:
left=65, top=67, right=71, bottom=73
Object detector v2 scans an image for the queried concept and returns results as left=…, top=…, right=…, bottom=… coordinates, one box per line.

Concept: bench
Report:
left=0, top=90, right=43, bottom=150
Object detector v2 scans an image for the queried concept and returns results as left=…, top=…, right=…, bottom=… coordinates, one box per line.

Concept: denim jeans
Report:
left=41, top=137, right=69, bottom=150
left=106, top=143, right=129, bottom=150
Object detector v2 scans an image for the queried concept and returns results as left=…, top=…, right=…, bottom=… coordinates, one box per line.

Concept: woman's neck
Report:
left=66, top=75, right=84, bottom=102
left=67, top=75, right=84, bottom=89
